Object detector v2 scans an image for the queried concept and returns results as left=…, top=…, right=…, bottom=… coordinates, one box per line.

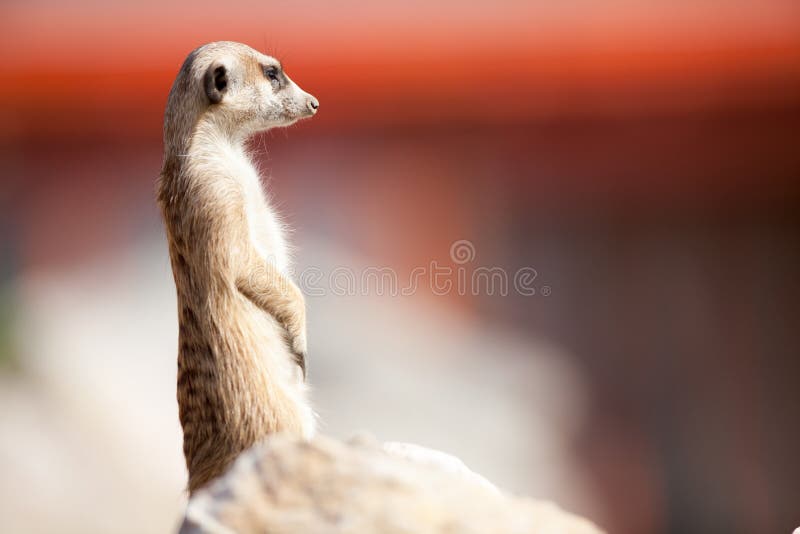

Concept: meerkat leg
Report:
left=236, top=257, right=307, bottom=365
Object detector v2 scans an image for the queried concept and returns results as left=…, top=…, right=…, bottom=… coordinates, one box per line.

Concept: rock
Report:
left=180, top=433, right=604, bottom=534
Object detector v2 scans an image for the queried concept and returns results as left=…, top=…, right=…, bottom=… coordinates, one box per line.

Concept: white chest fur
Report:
left=211, top=140, right=290, bottom=273
left=241, top=173, right=290, bottom=273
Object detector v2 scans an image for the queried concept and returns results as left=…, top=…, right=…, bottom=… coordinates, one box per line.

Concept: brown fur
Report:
left=157, top=42, right=318, bottom=494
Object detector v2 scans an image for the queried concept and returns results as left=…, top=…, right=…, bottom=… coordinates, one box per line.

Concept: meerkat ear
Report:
left=204, top=62, right=228, bottom=104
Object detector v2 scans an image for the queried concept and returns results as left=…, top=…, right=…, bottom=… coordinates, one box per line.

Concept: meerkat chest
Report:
left=240, top=172, right=290, bottom=273
left=202, top=142, right=291, bottom=273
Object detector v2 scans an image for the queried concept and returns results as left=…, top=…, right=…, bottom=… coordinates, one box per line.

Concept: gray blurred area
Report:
left=0, top=231, right=598, bottom=533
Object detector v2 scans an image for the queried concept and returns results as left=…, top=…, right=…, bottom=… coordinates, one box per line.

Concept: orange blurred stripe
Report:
left=2, top=1, right=800, bottom=136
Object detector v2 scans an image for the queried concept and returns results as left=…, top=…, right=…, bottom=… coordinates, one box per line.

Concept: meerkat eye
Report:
left=263, top=66, right=279, bottom=82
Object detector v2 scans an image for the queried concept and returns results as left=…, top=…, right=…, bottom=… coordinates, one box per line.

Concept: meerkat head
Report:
left=164, top=41, right=318, bottom=150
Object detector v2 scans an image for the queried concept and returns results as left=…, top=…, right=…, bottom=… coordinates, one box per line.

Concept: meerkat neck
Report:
left=163, top=111, right=251, bottom=185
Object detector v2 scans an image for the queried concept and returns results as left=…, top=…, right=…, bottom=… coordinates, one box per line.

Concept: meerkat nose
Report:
left=307, top=97, right=319, bottom=113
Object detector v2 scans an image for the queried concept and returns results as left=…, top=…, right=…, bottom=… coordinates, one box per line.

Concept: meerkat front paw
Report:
left=285, top=322, right=307, bottom=378
left=271, top=290, right=306, bottom=375
left=280, top=283, right=308, bottom=376
left=291, top=328, right=307, bottom=356
left=237, top=262, right=309, bottom=375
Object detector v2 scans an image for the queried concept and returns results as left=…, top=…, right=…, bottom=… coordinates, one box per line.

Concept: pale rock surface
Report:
left=181, top=434, right=604, bottom=534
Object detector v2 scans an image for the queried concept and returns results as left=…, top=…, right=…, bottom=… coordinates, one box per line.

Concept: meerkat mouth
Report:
left=280, top=111, right=314, bottom=124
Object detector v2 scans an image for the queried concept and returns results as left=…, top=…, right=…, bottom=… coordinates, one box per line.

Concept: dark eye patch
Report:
left=263, top=65, right=279, bottom=81
left=261, top=64, right=288, bottom=90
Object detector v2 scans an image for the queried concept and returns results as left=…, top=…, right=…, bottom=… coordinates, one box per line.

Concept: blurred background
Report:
left=1, top=1, right=799, bottom=533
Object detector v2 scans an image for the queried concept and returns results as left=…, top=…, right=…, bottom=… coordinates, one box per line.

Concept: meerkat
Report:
left=157, top=41, right=318, bottom=494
